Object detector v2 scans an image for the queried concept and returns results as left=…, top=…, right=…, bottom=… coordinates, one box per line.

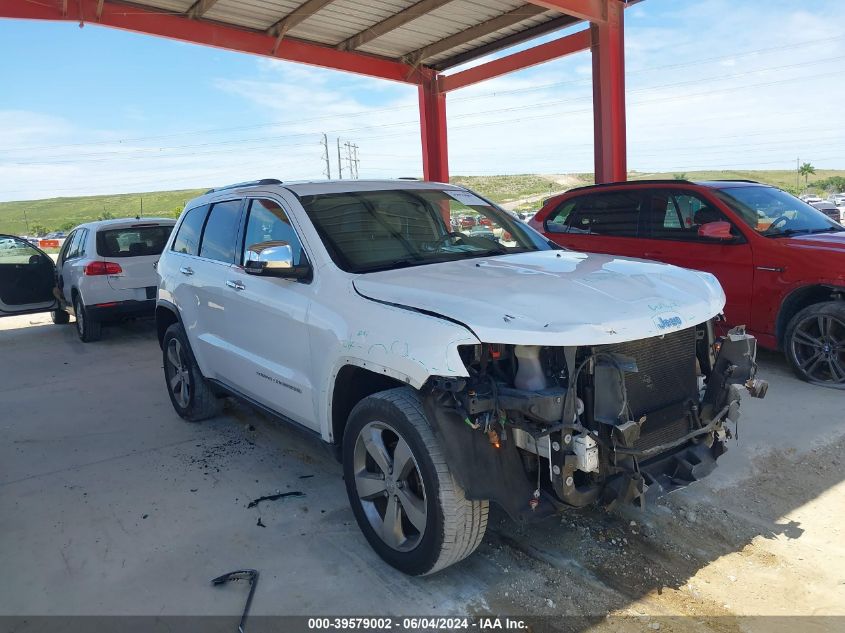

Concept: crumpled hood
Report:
left=353, top=250, right=726, bottom=346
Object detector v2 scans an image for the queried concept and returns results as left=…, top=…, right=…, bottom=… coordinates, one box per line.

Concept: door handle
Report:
left=179, top=266, right=194, bottom=276
left=226, top=280, right=245, bottom=291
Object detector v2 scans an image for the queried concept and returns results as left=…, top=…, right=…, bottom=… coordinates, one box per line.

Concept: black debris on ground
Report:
left=246, top=491, right=305, bottom=509
left=256, top=517, right=266, bottom=528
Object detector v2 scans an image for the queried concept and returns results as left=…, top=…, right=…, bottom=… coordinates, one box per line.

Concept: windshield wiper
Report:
left=808, top=226, right=845, bottom=234
left=765, top=226, right=844, bottom=238
left=763, top=228, right=812, bottom=238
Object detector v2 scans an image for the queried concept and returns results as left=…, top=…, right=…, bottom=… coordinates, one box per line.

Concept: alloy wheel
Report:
left=791, top=313, right=845, bottom=384
left=353, top=421, right=427, bottom=552
left=166, top=338, right=191, bottom=408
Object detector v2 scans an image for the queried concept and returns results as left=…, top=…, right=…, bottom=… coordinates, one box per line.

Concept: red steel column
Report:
left=591, top=0, right=626, bottom=183
left=418, top=69, right=449, bottom=183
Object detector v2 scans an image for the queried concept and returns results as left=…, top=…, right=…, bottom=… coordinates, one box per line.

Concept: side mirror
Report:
left=244, top=241, right=310, bottom=279
left=697, top=221, right=735, bottom=241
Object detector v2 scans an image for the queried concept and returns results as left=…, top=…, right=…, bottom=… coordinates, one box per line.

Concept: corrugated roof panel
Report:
left=132, top=0, right=582, bottom=67
left=132, top=0, right=195, bottom=12
left=204, top=0, right=302, bottom=31
left=358, top=2, right=548, bottom=59
left=423, top=13, right=563, bottom=65
left=288, top=0, right=401, bottom=46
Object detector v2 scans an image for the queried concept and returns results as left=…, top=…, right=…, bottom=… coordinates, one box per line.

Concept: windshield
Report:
left=714, top=186, right=842, bottom=236
left=299, top=188, right=548, bottom=273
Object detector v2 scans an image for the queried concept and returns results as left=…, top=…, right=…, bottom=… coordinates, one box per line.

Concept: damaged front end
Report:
left=423, top=323, right=768, bottom=522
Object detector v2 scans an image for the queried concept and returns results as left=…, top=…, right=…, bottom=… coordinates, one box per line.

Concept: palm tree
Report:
left=799, top=162, right=815, bottom=189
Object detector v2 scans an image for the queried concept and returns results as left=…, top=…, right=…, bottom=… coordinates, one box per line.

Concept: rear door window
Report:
left=566, top=192, right=644, bottom=237
left=96, top=225, right=173, bottom=257
left=199, top=200, right=243, bottom=264
left=172, top=205, right=210, bottom=256
left=544, top=200, right=577, bottom=233
left=58, top=230, right=77, bottom=265
left=65, top=229, right=87, bottom=260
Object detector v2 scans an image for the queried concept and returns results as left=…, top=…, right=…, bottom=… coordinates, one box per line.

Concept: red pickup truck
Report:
left=530, top=179, right=845, bottom=386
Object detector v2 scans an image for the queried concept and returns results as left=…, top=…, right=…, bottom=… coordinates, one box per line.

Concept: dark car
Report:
left=530, top=179, right=845, bottom=386
left=810, top=201, right=842, bottom=224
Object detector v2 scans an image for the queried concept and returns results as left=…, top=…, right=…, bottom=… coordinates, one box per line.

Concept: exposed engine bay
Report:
left=423, top=321, right=768, bottom=521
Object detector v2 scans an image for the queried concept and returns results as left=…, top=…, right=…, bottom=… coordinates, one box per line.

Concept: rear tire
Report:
left=785, top=301, right=845, bottom=386
left=73, top=294, right=101, bottom=342
left=162, top=322, right=222, bottom=421
left=51, top=309, right=70, bottom=325
left=342, top=387, right=488, bottom=576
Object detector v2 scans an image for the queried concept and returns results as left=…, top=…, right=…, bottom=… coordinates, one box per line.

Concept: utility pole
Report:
left=337, top=137, right=343, bottom=179
left=345, top=142, right=352, bottom=179
left=320, top=133, right=331, bottom=179
left=345, top=142, right=360, bottom=179
left=352, top=143, right=360, bottom=179
left=23, top=208, right=29, bottom=233
left=796, top=157, right=800, bottom=193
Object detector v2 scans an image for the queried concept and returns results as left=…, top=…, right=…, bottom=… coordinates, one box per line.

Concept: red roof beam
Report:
left=439, top=28, right=590, bottom=93
left=0, top=0, right=421, bottom=84
left=524, top=0, right=607, bottom=23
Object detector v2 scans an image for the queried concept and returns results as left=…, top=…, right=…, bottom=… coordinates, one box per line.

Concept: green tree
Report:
left=30, top=223, right=48, bottom=236
left=97, top=211, right=115, bottom=221
left=673, top=172, right=687, bottom=180
left=816, top=176, right=845, bottom=192
left=799, top=162, right=815, bottom=189
left=60, top=221, right=76, bottom=232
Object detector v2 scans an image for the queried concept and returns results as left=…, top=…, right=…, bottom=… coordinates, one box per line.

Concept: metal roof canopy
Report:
left=0, top=0, right=630, bottom=183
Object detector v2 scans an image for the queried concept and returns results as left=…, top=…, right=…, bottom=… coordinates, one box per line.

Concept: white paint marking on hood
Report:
left=353, top=250, right=726, bottom=346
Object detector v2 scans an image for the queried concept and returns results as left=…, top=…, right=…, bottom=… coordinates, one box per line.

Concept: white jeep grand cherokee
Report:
left=156, top=179, right=766, bottom=575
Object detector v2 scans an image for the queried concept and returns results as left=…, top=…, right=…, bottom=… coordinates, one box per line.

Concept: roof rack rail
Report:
left=397, top=176, right=420, bottom=180
left=206, top=178, right=283, bottom=194
left=709, top=179, right=761, bottom=184
left=566, top=178, right=693, bottom=193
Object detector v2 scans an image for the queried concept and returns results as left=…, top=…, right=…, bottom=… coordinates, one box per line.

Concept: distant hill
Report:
left=2, top=170, right=843, bottom=235
left=0, top=189, right=206, bottom=235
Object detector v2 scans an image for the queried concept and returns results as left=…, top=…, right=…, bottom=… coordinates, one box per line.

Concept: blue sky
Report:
left=1, top=0, right=844, bottom=200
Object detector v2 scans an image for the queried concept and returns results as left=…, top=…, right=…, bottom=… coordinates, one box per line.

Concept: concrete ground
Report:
left=1, top=313, right=843, bottom=631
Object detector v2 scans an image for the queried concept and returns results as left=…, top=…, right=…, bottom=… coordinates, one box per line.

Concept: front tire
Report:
left=73, top=294, right=101, bottom=342
left=343, top=387, right=488, bottom=576
left=162, top=323, right=222, bottom=421
left=785, top=301, right=845, bottom=385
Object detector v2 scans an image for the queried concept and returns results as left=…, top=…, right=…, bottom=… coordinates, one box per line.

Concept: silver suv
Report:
left=0, top=218, right=174, bottom=341
left=155, top=179, right=765, bottom=575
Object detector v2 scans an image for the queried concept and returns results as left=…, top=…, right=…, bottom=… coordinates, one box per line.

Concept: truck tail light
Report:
left=84, top=261, right=122, bottom=276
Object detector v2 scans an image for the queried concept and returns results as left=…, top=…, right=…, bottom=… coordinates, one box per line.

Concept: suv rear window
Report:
left=96, top=225, right=173, bottom=258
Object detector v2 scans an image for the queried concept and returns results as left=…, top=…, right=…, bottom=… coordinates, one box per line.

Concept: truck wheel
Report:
left=343, top=387, right=488, bottom=575
left=73, top=294, right=101, bottom=342
left=785, top=301, right=845, bottom=385
left=51, top=309, right=70, bottom=325
left=162, top=323, right=221, bottom=421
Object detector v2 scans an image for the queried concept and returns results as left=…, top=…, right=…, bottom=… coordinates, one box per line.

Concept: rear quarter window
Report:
left=97, top=225, right=174, bottom=258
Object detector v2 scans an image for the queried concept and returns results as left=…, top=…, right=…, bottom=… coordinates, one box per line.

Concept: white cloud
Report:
left=2, top=0, right=844, bottom=201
